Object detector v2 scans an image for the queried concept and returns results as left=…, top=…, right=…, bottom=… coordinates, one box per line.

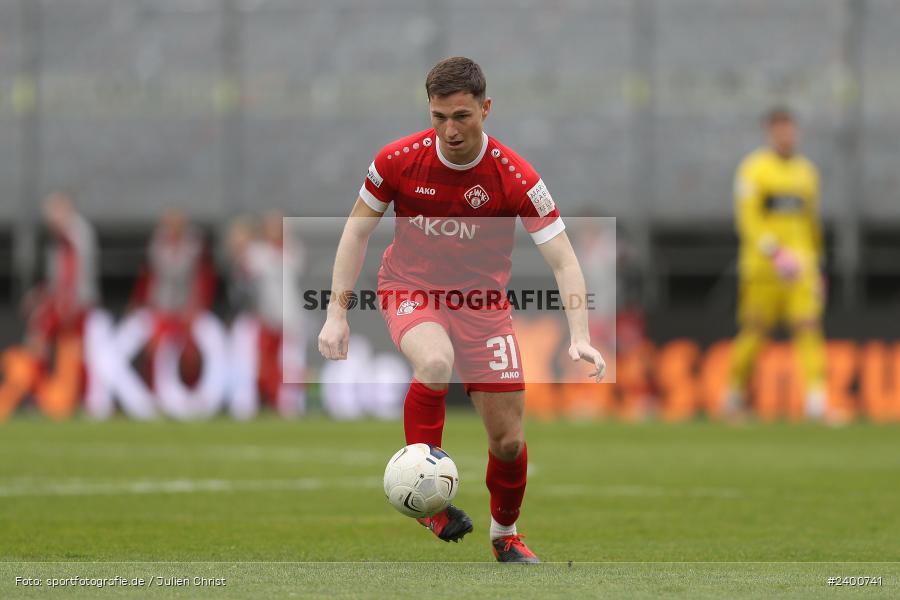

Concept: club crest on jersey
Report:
left=464, top=184, right=490, bottom=209
left=396, top=299, right=420, bottom=316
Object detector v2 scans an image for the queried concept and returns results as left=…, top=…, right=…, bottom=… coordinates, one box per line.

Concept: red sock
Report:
left=486, top=443, right=528, bottom=526
left=403, top=379, right=447, bottom=447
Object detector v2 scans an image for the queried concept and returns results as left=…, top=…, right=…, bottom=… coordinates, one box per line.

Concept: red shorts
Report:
left=30, top=298, right=88, bottom=340
left=378, top=279, right=525, bottom=394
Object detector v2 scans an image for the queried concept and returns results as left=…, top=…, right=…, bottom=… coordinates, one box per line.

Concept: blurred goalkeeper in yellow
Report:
left=726, top=107, right=826, bottom=420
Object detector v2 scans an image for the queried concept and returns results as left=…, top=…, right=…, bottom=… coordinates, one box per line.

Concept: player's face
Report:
left=263, top=212, right=283, bottom=244
left=159, top=209, right=187, bottom=240
left=768, top=119, right=798, bottom=158
left=429, top=92, right=491, bottom=164
left=43, top=192, right=73, bottom=234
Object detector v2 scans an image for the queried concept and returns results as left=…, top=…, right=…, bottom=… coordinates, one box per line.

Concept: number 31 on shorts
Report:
left=486, top=335, right=519, bottom=371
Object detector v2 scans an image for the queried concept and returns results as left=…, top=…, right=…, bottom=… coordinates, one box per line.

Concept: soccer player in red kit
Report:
left=318, top=57, right=605, bottom=563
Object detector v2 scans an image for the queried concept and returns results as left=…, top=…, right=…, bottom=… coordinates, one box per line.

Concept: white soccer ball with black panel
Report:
left=383, top=443, right=459, bottom=518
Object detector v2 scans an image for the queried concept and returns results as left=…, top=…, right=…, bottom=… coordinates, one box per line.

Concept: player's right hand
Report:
left=318, top=316, right=350, bottom=360
left=568, top=340, right=607, bottom=383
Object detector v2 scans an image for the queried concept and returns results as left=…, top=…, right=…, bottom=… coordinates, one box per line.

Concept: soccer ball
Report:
left=383, top=443, right=459, bottom=518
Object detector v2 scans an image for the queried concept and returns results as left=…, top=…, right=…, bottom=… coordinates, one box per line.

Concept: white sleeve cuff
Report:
left=530, top=216, right=566, bottom=245
left=359, top=185, right=388, bottom=213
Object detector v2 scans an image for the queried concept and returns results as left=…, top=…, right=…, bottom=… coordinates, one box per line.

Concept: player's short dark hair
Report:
left=764, top=105, right=795, bottom=126
left=425, top=57, right=486, bottom=102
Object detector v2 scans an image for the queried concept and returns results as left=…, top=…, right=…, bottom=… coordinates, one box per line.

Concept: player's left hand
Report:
left=568, top=341, right=606, bottom=382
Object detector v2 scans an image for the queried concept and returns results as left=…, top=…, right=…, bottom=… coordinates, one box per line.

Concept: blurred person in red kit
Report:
left=0, top=191, right=99, bottom=419
left=129, top=209, right=216, bottom=384
left=228, top=211, right=306, bottom=416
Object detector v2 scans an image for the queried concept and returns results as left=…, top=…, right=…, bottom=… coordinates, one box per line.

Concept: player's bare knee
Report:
left=490, top=436, right=524, bottom=462
left=414, top=354, right=453, bottom=385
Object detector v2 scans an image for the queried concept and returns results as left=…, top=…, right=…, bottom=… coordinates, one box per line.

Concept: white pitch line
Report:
left=0, top=477, right=741, bottom=500
left=4, top=443, right=386, bottom=466
left=0, top=477, right=383, bottom=498
left=4, top=442, right=487, bottom=469
left=539, top=484, right=743, bottom=499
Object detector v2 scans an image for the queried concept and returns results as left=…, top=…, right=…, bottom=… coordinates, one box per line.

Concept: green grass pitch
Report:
left=1, top=415, right=898, bottom=598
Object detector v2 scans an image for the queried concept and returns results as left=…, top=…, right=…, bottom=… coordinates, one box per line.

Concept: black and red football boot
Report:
left=491, top=534, right=540, bottom=563
left=416, top=504, right=473, bottom=543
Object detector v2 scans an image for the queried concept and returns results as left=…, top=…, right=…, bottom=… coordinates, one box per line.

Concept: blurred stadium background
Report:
left=3, top=3, right=900, bottom=594
left=1, top=0, right=899, bottom=421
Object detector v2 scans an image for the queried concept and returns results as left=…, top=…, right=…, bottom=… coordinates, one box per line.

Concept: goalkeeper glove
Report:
left=771, top=247, right=801, bottom=282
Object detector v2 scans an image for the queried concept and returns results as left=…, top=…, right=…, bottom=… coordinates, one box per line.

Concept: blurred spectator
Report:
left=24, top=191, right=99, bottom=359
left=576, top=219, right=645, bottom=353
left=576, top=219, right=653, bottom=418
left=227, top=211, right=306, bottom=416
left=0, top=191, right=99, bottom=420
left=130, top=209, right=216, bottom=383
left=612, top=225, right=647, bottom=354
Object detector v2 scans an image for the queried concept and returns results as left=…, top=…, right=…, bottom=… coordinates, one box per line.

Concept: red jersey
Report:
left=359, top=129, right=563, bottom=291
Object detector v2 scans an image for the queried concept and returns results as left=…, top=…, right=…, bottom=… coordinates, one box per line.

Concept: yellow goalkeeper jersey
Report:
left=734, top=148, right=823, bottom=279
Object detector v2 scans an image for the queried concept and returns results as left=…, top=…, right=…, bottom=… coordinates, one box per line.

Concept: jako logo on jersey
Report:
left=415, top=186, right=436, bottom=196
left=396, top=299, right=420, bottom=316
left=464, top=184, right=490, bottom=209
left=367, top=162, right=383, bottom=188
left=408, top=215, right=479, bottom=239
